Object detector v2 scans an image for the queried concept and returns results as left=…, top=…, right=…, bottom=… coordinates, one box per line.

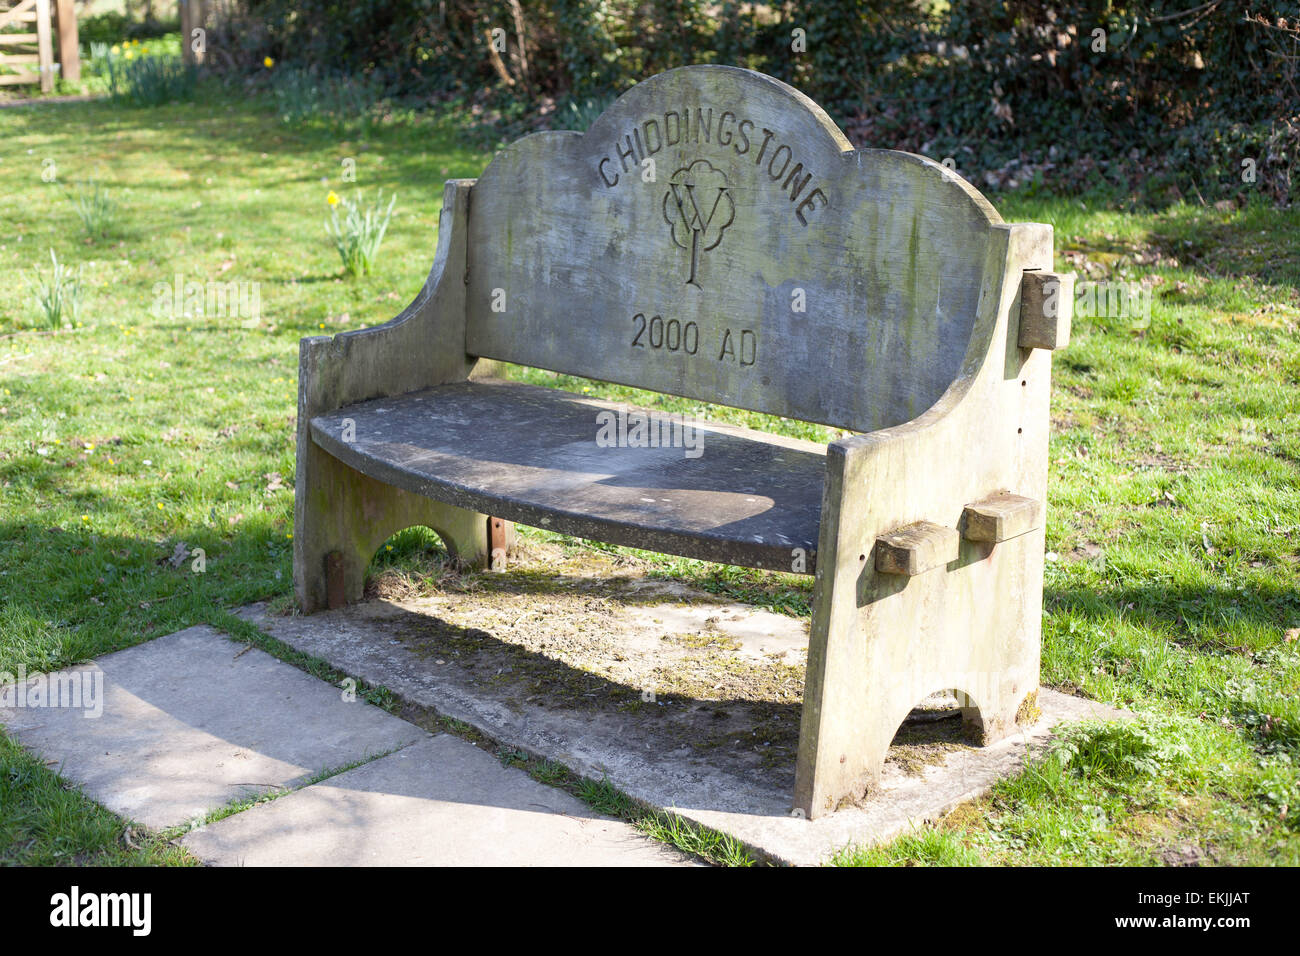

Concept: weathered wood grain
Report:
left=875, top=521, right=960, bottom=575
left=465, top=65, right=1002, bottom=434
left=1018, top=270, right=1074, bottom=350
left=293, top=182, right=512, bottom=612
left=795, top=221, right=1054, bottom=819
left=310, top=379, right=825, bottom=573
left=961, top=492, right=1042, bottom=543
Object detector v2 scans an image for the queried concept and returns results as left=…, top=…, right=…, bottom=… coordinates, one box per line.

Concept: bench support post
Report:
left=794, top=221, right=1053, bottom=819
left=796, top=506, right=1043, bottom=818
left=293, top=178, right=516, bottom=613
left=296, top=442, right=508, bottom=612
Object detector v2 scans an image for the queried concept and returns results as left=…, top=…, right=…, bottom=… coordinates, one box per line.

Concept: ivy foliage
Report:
left=226, top=0, right=1299, bottom=204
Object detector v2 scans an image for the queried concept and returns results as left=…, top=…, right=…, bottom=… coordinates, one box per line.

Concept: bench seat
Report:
left=310, top=378, right=825, bottom=573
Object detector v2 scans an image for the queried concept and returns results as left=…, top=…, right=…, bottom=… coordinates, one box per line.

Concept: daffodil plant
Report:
left=324, top=189, right=396, bottom=278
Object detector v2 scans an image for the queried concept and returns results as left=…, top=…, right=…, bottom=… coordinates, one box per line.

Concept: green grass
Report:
left=572, top=776, right=755, bottom=866
left=1, top=83, right=1298, bottom=865
left=831, top=191, right=1300, bottom=866
left=0, top=733, right=195, bottom=865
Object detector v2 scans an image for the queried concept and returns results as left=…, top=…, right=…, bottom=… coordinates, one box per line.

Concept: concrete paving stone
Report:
left=239, top=598, right=1129, bottom=866
left=181, top=734, right=693, bottom=866
left=0, top=625, right=425, bottom=829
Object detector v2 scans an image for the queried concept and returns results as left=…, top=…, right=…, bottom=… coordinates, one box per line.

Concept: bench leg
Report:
left=794, top=529, right=1043, bottom=820
left=294, top=444, right=514, bottom=612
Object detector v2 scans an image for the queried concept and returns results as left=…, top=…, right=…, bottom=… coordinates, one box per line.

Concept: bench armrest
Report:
left=297, top=179, right=481, bottom=422
left=816, top=220, right=1055, bottom=590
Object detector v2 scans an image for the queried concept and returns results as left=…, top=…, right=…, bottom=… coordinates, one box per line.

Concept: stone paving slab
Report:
left=0, top=626, right=425, bottom=829
left=239, top=597, right=1128, bottom=866
left=181, top=734, right=692, bottom=866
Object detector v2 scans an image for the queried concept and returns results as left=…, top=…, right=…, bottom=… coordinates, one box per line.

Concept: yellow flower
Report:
left=264, top=57, right=275, bottom=69
left=124, top=51, right=134, bottom=60
left=326, top=191, right=340, bottom=207
left=111, top=44, right=120, bottom=54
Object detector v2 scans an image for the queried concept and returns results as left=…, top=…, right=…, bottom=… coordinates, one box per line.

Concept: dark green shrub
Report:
left=79, top=10, right=179, bottom=45
left=223, top=0, right=1299, bottom=205
left=269, top=65, right=385, bottom=130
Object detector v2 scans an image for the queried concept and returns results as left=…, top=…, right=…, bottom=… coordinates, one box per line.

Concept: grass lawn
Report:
left=1, top=80, right=1298, bottom=866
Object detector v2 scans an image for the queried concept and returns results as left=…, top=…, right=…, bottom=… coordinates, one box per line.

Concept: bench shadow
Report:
left=1045, top=578, right=1299, bottom=645
left=0, top=504, right=985, bottom=830
left=351, top=549, right=979, bottom=799
left=325, top=591, right=977, bottom=810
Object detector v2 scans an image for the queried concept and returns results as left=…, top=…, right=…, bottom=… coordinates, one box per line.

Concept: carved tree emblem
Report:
left=662, top=159, right=735, bottom=287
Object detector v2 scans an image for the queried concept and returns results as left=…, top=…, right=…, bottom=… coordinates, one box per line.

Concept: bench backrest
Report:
left=464, top=65, right=1003, bottom=434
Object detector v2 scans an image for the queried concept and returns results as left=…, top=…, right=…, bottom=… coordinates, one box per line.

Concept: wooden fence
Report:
left=0, top=0, right=79, bottom=92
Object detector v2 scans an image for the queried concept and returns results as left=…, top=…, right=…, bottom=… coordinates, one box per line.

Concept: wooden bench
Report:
left=293, top=65, right=1073, bottom=819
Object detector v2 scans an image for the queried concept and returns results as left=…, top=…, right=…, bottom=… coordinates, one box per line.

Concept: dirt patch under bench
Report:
left=352, top=540, right=976, bottom=790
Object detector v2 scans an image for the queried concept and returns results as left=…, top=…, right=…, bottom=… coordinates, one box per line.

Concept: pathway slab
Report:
left=181, top=734, right=691, bottom=866
left=238, top=580, right=1128, bottom=866
left=0, top=625, right=424, bottom=829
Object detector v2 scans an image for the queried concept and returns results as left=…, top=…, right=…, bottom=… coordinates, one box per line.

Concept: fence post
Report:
left=179, top=0, right=193, bottom=65
left=179, top=0, right=207, bottom=66
left=55, top=0, right=77, bottom=83
left=35, top=0, right=53, bottom=92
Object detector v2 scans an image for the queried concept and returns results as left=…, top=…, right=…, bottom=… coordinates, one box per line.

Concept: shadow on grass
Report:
left=0, top=515, right=291, bottom=675
left=1046, top=578, right=1299, bottom=643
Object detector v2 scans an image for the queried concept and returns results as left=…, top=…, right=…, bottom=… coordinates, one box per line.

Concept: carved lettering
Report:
left=717, top=327, right=756, bottom=364
left=735, top=118, right=753, bottom=155
left=767, top=143, right=792, bottom=181
left=782, top=163, right=812, bottom=202
left=631, top=313, right=699, bottom=355
left=795, top=187, right=828, bottom=226
left=718, top=111, right=736, bottom=147
left=695, top=107, right=712, bottom=143
left=599, top=157, right=619, bottom=187
left=665, top=111, right=681, bottom=146
left=617, top=134, right=637, bottom=173
left=594, top=108, right=827, bottom=228
left=643, top=118, right=663, bottom=155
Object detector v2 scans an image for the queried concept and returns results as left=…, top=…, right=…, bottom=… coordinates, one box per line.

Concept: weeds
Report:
left=1048, top=717, right=1192, bottom=782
